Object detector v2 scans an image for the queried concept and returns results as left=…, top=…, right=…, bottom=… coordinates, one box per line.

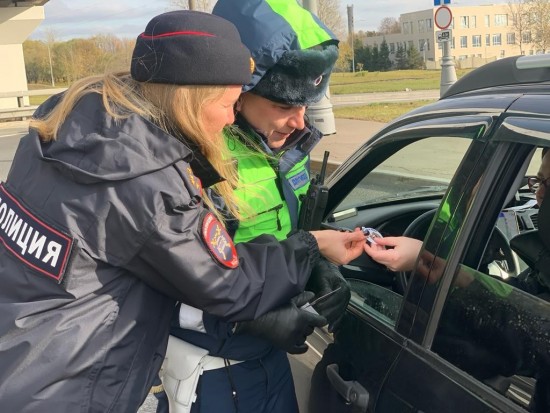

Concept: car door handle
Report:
left=326, top=364, right=369, bottom=412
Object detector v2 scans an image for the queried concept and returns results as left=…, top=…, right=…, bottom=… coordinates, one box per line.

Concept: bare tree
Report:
left=378, top=17, right=400, bottom=34
left=508, top=0, right=529, bottom=54
left=44, top=29, right=58, bottom=86
left=171, top=0, right=212, bottom=12
left=526, top=0, right=550, bottom=53
left=315, top=0, right=346, bottom=39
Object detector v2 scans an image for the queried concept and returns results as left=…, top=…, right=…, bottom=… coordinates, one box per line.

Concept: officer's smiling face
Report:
left=202, top=86, right=242, bottom=135
left=236, top=93, right=306, bottom=149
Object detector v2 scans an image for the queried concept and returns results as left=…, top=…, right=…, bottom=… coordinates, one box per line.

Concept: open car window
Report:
left=335, top=136, right=472, bottom=212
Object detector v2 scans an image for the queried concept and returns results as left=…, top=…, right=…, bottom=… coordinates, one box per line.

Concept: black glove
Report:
left=306, top=258, right=351, bottom=333
left=235, top=291, right=327, bottom=355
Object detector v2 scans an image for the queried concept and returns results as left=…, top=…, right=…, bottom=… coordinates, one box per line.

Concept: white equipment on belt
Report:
left=160, top=335, right=243, bottom=413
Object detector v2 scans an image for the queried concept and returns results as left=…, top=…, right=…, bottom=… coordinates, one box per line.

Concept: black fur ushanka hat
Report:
left=213, top=0, right=339, bottom=106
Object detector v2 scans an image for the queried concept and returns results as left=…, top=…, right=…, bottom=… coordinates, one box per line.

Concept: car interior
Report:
left=325, top=141, right=540, bottom=290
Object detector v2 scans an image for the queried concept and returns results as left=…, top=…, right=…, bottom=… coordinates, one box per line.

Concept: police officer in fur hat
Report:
left=155, top=2, right=351, bottom=413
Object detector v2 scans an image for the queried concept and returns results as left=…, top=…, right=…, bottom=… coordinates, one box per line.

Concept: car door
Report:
left=383, top=114, right=550, bottom=413
left=307, top=114, right=498, bottom=413
left=312, top=112, right=550, bottom=412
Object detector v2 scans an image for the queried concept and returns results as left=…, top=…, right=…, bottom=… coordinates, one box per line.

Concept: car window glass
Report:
left=433, top=264, right=550, bottom=411
left=348, top=279, right=402, bottom=326
left=335, top=136, right=472, bottom=212
left=429, top=146, right=550, bottom=411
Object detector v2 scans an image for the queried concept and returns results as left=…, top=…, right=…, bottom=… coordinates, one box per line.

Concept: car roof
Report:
left=442, top=55, right=550, bottom=99
left=388, top=55, right=550, bottom=125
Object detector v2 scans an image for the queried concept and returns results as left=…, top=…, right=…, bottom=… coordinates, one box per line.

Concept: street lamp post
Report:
left=423, top=40, right=427, bottom=68
left=303, top=0, right=317, bottom=14
left=347, top=5, right=355, bottom=73
left=303, top=0, right=336, bottom=135
left=46, top=42, right=55, bottom=87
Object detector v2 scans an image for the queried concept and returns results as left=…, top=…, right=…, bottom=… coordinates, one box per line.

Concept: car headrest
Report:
left=538, top=189, right=550, bottom=251
left=510, top=230, right=542, bottom=268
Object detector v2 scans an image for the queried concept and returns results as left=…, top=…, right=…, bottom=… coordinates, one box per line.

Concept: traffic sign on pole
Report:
left=434, top=0, right=441, bottom=5
left=436, top=29, right=452, bottom=43
left=434, top=5, right=453, bottom=30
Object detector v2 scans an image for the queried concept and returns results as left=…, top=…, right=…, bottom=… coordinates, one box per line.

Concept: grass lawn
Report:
left=329, top=69, right=472, bottom=94
left=25, top=70, right=467, bottom=122
left=29, top=96, right=50, bottom=105
left=29, top=96, right=438, bottom=123
left=28, top=82, right=69, bottom=105
left=333, top=100, right=437, bottom=123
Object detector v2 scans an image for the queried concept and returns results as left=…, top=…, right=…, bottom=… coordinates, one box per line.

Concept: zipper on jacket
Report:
left=268, top=152, right=286, bottom=200
left=254, top=204, right=284, bottom=231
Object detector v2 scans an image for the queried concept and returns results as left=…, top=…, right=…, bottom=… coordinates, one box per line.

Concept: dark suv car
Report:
left=293, top=55, right=550, bottom=413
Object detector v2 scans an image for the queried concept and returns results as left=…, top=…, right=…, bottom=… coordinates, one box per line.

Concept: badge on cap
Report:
left=201, top=212, right=238, bottom=269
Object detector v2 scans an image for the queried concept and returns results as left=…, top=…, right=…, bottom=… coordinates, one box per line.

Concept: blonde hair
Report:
left=30, top=71, right=241, bottom=223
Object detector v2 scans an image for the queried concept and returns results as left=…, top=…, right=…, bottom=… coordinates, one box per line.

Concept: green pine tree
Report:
left=407, top=46, right=425, bottom=70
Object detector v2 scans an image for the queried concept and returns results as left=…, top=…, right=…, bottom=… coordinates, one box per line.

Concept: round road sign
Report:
left=434, top=5, right=453, bottom=30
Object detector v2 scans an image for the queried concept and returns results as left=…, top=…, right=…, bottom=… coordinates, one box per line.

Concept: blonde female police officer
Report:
left=0, top=10, right=367, bottom=413
left=155, top=2, right=351, bottom=413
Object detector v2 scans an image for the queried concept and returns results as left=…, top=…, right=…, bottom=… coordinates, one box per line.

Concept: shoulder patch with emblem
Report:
left=201, top=212, right=238, bottom=269
left=0, top=184, right=74, bottom=283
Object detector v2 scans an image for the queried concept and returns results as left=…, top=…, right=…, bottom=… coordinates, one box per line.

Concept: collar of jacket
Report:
left=182, top=140, right=225, bottom=188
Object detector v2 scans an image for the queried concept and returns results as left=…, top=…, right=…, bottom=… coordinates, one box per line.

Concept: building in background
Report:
left=363, top=4, right=536, bottom=69
left=0, top=1, right=47, bottom=109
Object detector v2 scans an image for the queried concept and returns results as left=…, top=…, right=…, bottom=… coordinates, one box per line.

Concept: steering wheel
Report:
left=395, top=209, right=519, bottom=295
left=481, top=226, right=520, bottom=280
left=396, top=209, right=437, bottom=295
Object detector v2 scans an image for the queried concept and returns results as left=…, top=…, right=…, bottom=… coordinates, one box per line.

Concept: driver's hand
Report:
left=364, top=236, right=422, bottom=272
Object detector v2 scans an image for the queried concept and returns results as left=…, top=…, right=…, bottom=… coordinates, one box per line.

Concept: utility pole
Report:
left=303, top=0, right=336, bottom=135
left=434, top=2, right=456, bottom=96
left=46, top=42, right=55, bottom=87
left=188, top=0, right=196, bottom=10
left=44, top=30, right=56, bottom=87
left=303, top=0, right=317, bottom=14
left=423, top=40, right=427, bottom=69
left=440, top=38, right=457, bottom=95
left=347, top=5, right=355, bottom=73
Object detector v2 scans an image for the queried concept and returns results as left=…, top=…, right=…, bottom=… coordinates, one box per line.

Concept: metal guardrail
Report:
left=0, top=107, right=37, bottom=121
left=0, top=88, right=66, bottom=122
left=0, top=88, right=67, bottom=99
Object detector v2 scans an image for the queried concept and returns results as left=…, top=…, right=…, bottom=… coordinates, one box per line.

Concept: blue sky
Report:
left=29, top=0, right=506, bottom=41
